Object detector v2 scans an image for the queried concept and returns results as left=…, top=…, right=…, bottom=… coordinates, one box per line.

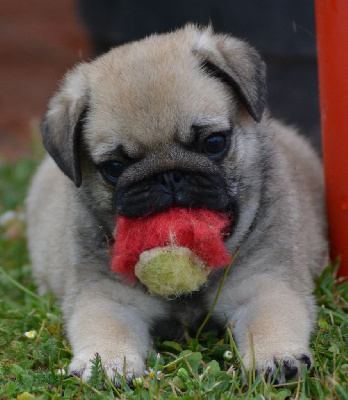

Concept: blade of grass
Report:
left=70, top=373, right=102, bottom=395
left=195, top=246, right=239, bottom=340
left=227, top=324, right=248, bottom=378
left=0, top=265, right=44, bottom=301
left=164, top=352, right=194, bottom=370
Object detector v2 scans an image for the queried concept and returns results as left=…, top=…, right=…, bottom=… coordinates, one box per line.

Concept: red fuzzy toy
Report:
left=112, top=208, right=232, bottom=283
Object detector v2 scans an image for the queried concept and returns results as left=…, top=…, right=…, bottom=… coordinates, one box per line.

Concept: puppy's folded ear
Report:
left=41, top=63, right=89, bottom=187
left=194, top=28, right=267, bottom=122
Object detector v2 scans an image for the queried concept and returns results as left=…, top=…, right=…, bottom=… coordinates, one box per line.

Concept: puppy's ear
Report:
left=194, top=28, right=266, bottom=122
left=42, top=63, right=89, bottom=187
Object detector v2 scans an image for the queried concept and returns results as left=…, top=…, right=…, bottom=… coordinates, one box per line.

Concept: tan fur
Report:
left=27, top=25, right=327, bottom=383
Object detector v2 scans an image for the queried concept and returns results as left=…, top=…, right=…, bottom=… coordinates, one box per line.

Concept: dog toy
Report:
left=111, top=208, right=232, bottom=297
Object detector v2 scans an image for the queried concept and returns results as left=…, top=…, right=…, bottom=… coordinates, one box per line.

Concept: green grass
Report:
left=0, top=157, right=347, bottom=399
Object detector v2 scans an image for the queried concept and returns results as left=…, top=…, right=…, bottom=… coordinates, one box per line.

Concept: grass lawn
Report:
left=0, top=157, right=347, bottom=399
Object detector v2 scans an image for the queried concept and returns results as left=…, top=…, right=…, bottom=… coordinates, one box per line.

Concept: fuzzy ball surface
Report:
left=135, top=246, right=208, bottom=297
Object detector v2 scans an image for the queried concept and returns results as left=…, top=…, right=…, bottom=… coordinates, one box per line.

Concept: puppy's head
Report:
left=42, top=25, right=266, bottom=224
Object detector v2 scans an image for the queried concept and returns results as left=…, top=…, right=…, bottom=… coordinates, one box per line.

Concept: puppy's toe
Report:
left=256, top=351, right=313, bottom=384
left=282, top=358, right=299, bottom=379
left=297, top=353, right=312, bottom=369
left=68, top=351, right=144, bottom=384
left=102, top=362, right=139, bottom=387
left=68, top=357, right=87, bottom=378
left=68, top=356, right=98, bottom=382
left=261, top=358, right=298, bottom=383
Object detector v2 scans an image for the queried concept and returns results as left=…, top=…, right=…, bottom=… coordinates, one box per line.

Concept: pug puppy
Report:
left=26, top=25, right=327, bottom=383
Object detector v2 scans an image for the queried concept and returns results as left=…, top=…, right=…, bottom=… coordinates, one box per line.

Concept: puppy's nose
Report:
left=158, top=170, right=184, bottom=195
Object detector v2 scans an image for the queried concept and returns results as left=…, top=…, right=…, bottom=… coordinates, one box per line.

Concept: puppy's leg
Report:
left=65, top=279, right=166, bottom=383
left=214, top=275, right=315, bottom=383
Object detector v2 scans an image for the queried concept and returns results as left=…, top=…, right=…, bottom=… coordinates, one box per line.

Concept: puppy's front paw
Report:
left=243, top=349, right=312, bottom=384
left=69, top=350, right=145, bottom=384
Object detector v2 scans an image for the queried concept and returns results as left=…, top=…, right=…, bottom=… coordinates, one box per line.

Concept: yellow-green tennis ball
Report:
left=135, top=246, right=208, bottom=297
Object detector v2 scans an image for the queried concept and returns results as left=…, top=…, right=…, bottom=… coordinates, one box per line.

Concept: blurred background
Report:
left=0, top=0, right=320, bottom=161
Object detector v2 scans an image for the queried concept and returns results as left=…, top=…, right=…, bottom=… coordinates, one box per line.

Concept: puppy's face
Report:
left=42, top=25, right=266, bottom=231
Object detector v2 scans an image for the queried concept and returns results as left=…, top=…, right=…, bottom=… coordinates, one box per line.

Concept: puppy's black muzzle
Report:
left=114, top=168, right=231, bottom=218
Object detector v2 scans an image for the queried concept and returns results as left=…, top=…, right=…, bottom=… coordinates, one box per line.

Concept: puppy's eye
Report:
left=101, top=161, right=125, bottom=184
left=202, top=133, right=228, bottom=158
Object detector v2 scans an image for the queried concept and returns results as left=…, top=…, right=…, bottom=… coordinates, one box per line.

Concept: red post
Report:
left=315, top=0, right=348, bottom=279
